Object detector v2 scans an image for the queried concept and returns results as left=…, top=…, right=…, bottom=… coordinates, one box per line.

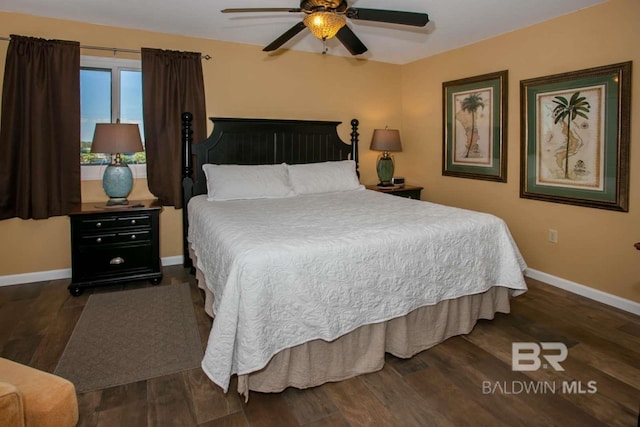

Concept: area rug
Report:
left=55, top=283, right=203, bottom=393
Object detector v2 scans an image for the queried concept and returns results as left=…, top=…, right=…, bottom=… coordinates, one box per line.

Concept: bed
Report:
left=180, top=114, right=527, bottom=398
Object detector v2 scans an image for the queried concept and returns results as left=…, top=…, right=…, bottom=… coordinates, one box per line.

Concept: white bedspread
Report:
left=188, top=189, right=527, bottom=391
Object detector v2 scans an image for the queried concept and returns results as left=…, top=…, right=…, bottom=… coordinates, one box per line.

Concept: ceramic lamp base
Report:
left=102, top=163, right=133, bottom=205
left=376, top=154, right=394, bottom=186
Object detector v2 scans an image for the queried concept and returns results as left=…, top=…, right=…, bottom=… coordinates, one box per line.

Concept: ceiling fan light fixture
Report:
left=303, top=11, right=346, bottom=40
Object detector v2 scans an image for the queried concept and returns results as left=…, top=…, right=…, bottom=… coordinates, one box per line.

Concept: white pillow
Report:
left=287, top=160, right=364, bottom=195
left=202, top=163, right=294, bottom=201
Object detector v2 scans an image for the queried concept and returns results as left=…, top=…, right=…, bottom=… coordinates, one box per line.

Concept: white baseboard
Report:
left=0, top=255, right=184, bottom=288
left=0, top=268, right=73, bottom=288
left=161, top=256, right=184, bottom=267
left=525, top=268, right=640, bottom=316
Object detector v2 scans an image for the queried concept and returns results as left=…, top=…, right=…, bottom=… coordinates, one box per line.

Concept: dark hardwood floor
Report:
left=0, top=265, right=638, bottom=426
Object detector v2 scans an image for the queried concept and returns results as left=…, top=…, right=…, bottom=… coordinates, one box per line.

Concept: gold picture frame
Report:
left=520, top=62, right=632, bottom=211
left=442, top=70, right=508, bottom=182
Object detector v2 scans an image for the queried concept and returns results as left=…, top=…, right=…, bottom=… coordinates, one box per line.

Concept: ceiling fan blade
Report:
left=263, top=21, right=307, bottom=52
left=221, top=8, right=301, bottom=13
left=347, top=8, right=429, bottom=27
left=335, top=26, right=368, bottom=55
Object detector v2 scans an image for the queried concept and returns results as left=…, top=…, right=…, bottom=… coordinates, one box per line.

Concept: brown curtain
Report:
left=141, top=48, right=206, bottom=208
left=0, top=35, right=81, bottom=220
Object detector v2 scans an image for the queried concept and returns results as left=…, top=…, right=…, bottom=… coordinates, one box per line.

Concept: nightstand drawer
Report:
left=74, top=244, right=155, bottom=281
left=78, top=214, right=151, bottom=231
left=79, top=230, right=151, bottom=246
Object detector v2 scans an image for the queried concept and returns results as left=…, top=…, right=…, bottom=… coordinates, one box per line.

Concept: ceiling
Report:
left=1, top=0, right=606, bottom=64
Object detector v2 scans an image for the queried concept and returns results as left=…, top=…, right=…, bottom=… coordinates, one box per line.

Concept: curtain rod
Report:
left=0, top=36, right=212, bottom=60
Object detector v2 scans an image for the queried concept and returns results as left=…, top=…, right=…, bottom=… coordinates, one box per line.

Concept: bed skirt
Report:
left=192, top=250, right=511, bottom=399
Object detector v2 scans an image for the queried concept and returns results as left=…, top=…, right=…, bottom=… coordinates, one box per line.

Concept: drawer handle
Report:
left=110, top=257, right=124, bottom=265
left=96, top=237, right=102, bottom=243
left=96, top=222, right=102, bottom=228
left=130, top=219, right=136, bottom=225
left=130, top=234, right=136, bottom=240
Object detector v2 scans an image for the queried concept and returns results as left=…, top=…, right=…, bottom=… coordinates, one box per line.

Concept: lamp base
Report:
left=102, top=162, right=134, bottom=206
left=376, top=154, right=395, bottom=186
left=106, top=198, right=130, bottom=206
left=376, top=182, right=395, bottom=187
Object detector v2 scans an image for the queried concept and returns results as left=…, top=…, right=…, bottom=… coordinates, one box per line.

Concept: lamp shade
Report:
left=91, top=123, right=143, bottom=154
left=370, top=129, right=402, bottom=152
left=303, top=12, right=347, bottom=40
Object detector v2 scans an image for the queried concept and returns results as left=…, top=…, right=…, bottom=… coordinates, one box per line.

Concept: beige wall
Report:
left=1, top=1, right=639, bottom=305
left=400, top=0, right=640, bottom=302
left=0, top=12, right=401, bottom=276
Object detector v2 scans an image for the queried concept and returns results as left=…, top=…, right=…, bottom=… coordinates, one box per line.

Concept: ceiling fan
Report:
left=221, top=0, right=429, bottom=55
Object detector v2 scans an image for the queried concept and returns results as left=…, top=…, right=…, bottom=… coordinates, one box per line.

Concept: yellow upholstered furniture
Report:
left=0, top=358, right=78, bottom=427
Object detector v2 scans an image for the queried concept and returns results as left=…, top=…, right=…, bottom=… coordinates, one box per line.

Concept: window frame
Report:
left=80, top=56, right=146, bottom=181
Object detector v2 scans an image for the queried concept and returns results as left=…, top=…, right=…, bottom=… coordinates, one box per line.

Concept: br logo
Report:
left=512, top=342, right=568, bottom=371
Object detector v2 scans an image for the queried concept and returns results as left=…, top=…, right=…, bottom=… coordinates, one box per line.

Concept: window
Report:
left=80, top=56, right=145, bottom=180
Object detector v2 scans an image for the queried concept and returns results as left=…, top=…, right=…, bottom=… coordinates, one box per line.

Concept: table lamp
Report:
left=370, top=127, right=402, bottom=186
left=91, top=121, right=144, bottom=205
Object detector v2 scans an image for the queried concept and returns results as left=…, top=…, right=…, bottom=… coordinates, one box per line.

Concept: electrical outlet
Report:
left=548, top=229, right=558, bottom=244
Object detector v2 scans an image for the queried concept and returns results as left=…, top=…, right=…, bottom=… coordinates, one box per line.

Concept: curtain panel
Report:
left=0, top=35, right=81, bottom=220
left=141, top=48, right=206, bottom=208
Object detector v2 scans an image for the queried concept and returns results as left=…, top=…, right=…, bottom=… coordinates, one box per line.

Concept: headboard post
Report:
left=351, top=119, right=359, bottom=176
left=181, top=112, right=194, bottom=269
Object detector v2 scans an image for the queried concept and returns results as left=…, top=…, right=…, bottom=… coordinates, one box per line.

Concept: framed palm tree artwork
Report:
left=443, top=70, right=508, bottom=182
left=520, top=62, right=631, bottom=211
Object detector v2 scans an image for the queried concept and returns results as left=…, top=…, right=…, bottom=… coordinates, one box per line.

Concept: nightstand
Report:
left=67, top=199, right=162, bottom=296
left=365, top=184, right=423, bottom=200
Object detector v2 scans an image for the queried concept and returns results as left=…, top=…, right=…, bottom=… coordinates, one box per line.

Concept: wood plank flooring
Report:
left=0, top=265, right=638, bottom=426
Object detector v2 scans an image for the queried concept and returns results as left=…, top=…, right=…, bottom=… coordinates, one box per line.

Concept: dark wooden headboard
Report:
left=180, top=113, right=360, bottom=267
